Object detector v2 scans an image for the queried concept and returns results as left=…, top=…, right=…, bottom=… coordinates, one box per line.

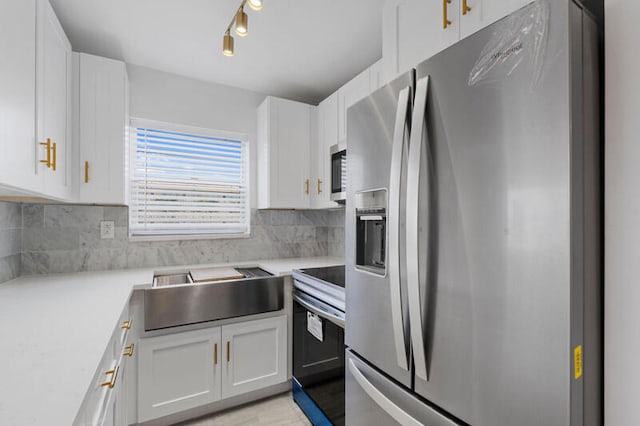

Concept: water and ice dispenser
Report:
left=355, top=189, right=387, bottom=275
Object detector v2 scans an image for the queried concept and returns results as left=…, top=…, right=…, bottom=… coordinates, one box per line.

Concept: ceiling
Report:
left=50, top=0, right=386, bottom=104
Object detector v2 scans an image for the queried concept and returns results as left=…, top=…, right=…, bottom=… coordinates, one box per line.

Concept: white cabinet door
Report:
left=0, top=0, right=40, bottom=195
left=36, top=0, right=72, bottom=200
left=338, top=67, right=370, bottom=144
left=369, top=59, right=384, bottom=93
left=312, top=93, right=339, bottom=209
left=137, top=327, right=222, bottom=422
left=74, top=53, right=128, bottom=205
left=383, top=0, right=461, bottom=80
left=221, top=315, right=287, bottom=399
left=257, top=97, right=312, bottom=209
left=460, top=0, right=532, bottom=39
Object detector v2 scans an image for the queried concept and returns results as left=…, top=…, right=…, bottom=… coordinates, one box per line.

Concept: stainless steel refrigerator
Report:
left=344, top=1, right=601, bottom=425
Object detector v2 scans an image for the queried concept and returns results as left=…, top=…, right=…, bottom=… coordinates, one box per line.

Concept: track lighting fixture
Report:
left=222, top=0, right=263, bottom=56
left=235, top=7, right=248, bottom=36
left=223, top=30, right=234, bottom=56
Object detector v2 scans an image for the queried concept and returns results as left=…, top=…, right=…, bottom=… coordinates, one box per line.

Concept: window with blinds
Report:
left=129, top=119, right=250, bottom=238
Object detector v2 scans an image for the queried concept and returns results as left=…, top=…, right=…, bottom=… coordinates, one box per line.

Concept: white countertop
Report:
left=0, top=256, right=342, bottom=426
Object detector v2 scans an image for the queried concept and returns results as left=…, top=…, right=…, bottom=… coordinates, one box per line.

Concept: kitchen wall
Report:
left=0, top=202, right=22, bottom=282
left=21, top=204, right=344, bottom=275
left=605, top=0, right=638, bottom=424
left=0, top=66, right=346, bottom=281
left=127, top=64, right=266, bottom=208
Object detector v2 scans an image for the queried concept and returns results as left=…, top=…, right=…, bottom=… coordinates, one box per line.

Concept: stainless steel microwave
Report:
left=330, top=144, right=346, bottom=203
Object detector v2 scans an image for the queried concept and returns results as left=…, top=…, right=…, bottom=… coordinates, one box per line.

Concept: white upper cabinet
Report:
left=459, top=0, right=532, bottom=39
left=369, top=59, right=384, bottom=93
left=337, top=67, right=371, bottom=144
left=383, top=0, right=461, bottom=79
left=383, top=0, right=532, bottom=81
left=257, top=96, right=312, bottom=209
left=0, top=0, right=40, bottom=195
left=73, top=53, right=129, bottom=205
left=36, top=0, right=72, bottom=200
left=0, top=0, right=71, bottom=200
left=312, top=93, right=339, bottom=209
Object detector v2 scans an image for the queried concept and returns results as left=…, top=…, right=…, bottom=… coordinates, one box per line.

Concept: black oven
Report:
left=292, top=266, right=346, bottom=426
left=330, top=144, right=346, bottom=203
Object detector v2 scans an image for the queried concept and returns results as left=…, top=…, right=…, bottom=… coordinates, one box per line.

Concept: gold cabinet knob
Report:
left=51, top=142, right=57, bottom=171
left=39, top=138, right=52, bottom=168
left=443, top=0, right=452, bottom=28
left=123, top=343, right=134, bottom=357
left=100, top=366, right=119, bottom=389
left=462, top=0, right=471, bottom=15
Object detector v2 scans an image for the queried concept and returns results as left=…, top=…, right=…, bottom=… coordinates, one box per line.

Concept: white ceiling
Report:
left=49, top=0, right=386, bottom=104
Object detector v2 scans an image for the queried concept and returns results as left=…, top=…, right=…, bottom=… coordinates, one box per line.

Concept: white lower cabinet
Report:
left=137, top=315, right=287, bottom=422
left=137, top=327, right=222, bottom=422
left=73, top=306, right=137, bottom=426
left=221, top=315, right=287, bottom=399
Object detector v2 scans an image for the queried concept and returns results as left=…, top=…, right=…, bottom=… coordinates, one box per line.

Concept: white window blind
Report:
left=129, top=119, right=250, bottom=238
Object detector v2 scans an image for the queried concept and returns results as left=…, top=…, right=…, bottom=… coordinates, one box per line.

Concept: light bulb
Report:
left=235, top=8, right=248, bottom=36
left=248, top=0, right=263, bottom=11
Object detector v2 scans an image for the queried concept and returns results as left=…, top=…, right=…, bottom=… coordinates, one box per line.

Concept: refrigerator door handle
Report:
left=407, top=75, right=430, bottom=381
left=388, top=86, right=411, bottom=371
left=348, top=358, right=425, bottom=426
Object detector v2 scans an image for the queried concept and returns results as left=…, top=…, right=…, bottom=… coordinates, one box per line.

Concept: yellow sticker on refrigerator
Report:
left=574, top=345, right=583, bottom=379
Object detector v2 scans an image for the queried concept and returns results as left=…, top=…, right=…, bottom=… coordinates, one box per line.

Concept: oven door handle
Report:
left=293, top=293, right=345, bottom=328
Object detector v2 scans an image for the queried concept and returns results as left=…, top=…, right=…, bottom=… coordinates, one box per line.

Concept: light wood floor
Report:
left=176, top=393, right=312, bottom=426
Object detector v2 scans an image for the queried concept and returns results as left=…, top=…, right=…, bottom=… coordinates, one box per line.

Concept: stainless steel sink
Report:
left=145, top=267, right=284, bottom=331
left=152, top=273, right=193, bottom=287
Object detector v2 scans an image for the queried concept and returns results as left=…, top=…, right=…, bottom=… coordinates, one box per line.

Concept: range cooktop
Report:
left=297, top=265, right=345, bottom=288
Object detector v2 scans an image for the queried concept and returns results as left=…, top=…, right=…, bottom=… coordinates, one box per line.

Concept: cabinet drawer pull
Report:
left=39, top=138, right=52, bottom=168
left=443, top=0, right=452, bottom=28
left=123, top=343, right=134, bottom=357
left=227, top=341, right=230, bottom=363
left=305, top=179, right=310, bottom=195
left=462, top=0, right=471, bottom=14
left=317, top=179, right=322, bottom=194
left=100, top=366, right=119, bottom=389
left=121, top=319, right=131, bottom=330
left=214, top=343, right=218, bottom=365
left=84, top=161, right=89, bottom=183
left=51, top=142, right=57, bottom=171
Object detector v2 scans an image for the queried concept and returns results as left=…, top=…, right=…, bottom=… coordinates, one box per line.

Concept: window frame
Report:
left=127, top=118, right=251, bottom=242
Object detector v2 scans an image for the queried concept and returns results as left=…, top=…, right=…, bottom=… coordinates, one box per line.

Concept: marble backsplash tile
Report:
left=0, top=202, right=22, bottom=283
left=20, top=205, right=345, bottom=275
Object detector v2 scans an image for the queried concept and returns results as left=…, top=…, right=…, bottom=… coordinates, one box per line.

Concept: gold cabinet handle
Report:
left=443, top=0, right=452, bottom=28
left=226, top=341, right=230, bottom=363
left=39, top=138, right=51, bottom=168
left=84, top=161, right=89, bottom=183
left=51, top=142, right=57, bottom=171
left=305, top=179, right=310, bottom=195
left=317, top=179, right=322, bottom=194
left=123, top=343, right=134, bottom=357
left=100, top=366, right=119, bottom=389
left=462, top=0, right=471, bottom=14
left=214, top=343, right=218, bottom=365
left=120, top=319, right=131, bottom=330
